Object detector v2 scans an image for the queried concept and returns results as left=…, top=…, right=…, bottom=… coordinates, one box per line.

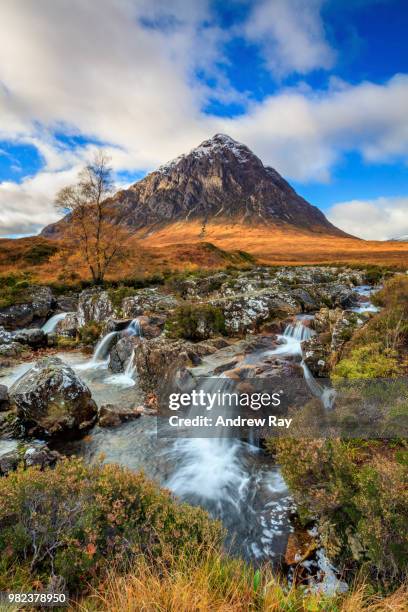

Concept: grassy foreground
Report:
left=0, top=458, right=405, bottom=611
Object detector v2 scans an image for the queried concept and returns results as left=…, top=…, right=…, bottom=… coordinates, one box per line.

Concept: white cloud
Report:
left=327, top=196, right=408, bottom=240
left=0, top=1, right=408, bottom=237
left=244, top=0, right=335, bottom=76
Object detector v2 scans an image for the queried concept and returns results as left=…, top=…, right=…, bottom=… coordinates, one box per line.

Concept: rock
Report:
left=98, top=404, right=142, bottom=428
left=14, top=328, right=47, bottom=349
left=0, top=441, right=60, bottom=476
left=285, top=532, right=317, bottom=566
left=138, top=314, right=166, bottom=339
left=212, top=290, right=300, bottom=335
left=0, top=326, right=13, bottom=344
left=289, top=288, right=319, bottom=312
left=0, top=285, right=54, bottom=330
left=0, top=342, right=24, bottom=357
left=303, top=334, right=331, bottom=378
left=122, top=288, right=178, bottom=318
left=0, top=385, right=9, bottom=412
left=55, top=312, right=79, bottom=337
left=77, top=289, right=115, bottom=326
left=9, top=357, right=97, bottom=439
left=56, top=294, right=78, bottom=312
left=109, top=336, right=136, bottom=373
left=135, top=336, right=216, bottom=394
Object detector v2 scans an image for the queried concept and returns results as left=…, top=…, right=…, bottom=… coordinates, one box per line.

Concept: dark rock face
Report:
left=9, top=357, right=97, bottom=439
left=0, top=286, right=54, bottom=330
left=13, top=328, right=47, bottom=349
left=109, top=336, right=136, bottom=373
left=0, top=385, right=9, bottom=412
left=42, top=134, right=345, bottom=237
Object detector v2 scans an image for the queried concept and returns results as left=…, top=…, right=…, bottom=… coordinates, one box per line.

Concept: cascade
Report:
left=42, top=312, right=68, bottom=334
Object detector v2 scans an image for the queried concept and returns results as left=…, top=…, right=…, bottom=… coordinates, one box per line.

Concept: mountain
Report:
left=389, top=234, right=408, bottom=242
left=42, top=134, right=346, bottom=238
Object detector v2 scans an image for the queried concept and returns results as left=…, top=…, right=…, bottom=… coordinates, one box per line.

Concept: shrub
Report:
left=0, top=274, right=33, bottom=308
left=23, top=243, right=58, bottom=265
left=166, top=303, right=226, bottom=341
left=332, top=343, right=402, bottom=381
left=0, top=459, right=222, bottom=593
left=78, top=321, right=104, bottom=346
left=269, top=437, right=408, bottom=586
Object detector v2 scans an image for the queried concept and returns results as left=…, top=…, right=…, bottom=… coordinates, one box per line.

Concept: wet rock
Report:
left=289, top=288, right=319, bottom=312
left=135, top=336, right=216, bottom=394
left=0, top=285, right=54, bottom=330
left=77, top=289, right=115, bottom=326
left=98, top=404, right=142, bottom=428
left=285, top=531, right=317, bottom=566
left=122, top=288, right=178, bottom=317
left=0, top=385, right=9, bottom=412
left=9, top=357, right=97, bottom=440
left=0, top=441, right=60, bottom=476
left=109, top=336, right=136, bottom=373
left=14, top=328, right=47, bottom=349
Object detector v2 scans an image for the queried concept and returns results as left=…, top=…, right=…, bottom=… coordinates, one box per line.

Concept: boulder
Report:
left=56, top=294, right=78, bottom=312
left=14, top=328, right=47, bottom=349
left=122, top=288, right=178, bottom=318
left=135, top=336, right=216, bottom=394
left=0, top=342, right=24, bottom=358
left=98, top=404, right=142, bottom=428
left=109, top=336, right=136, bottom=373
left=0, top=441, right=60, bottom=476
left=0, top=385, right=9, bottom=412
left=0, top=326, right=13, bottom=344
left=212, top=290, right=300, bottom=335
left=55, top=312, right=79, bottom=337
left=77, top=289, right=115, bottom=326
left=0, top=285, right=54, bottom=330
left=303, top=335, right=331, bottom=378
left=9, top=357, right=97, bottom=439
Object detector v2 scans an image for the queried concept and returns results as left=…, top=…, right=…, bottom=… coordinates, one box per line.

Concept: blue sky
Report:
left=0, top=0, right=407, bottom=239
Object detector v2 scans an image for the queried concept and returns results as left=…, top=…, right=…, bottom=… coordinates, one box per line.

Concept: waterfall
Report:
left=281, top=321, right=335, bottom=410
left=127, top=318, right=142, bottom=337
left=91, top=331, right=118, bottom=363
left=42, top=312, right=68, bottom=334
left=283, top=321, right=313, bottom=342
left=104, top=317, right=142, bottom=386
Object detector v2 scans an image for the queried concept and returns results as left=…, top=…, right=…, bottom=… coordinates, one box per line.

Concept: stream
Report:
left=0, top=286, right=377, bottom=575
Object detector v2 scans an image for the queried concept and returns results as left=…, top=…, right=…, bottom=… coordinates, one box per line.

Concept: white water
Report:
left=106, top=349, right=137, bottom=388
left=42, top=312, right=68, bottom=334
left=78, top=317, right=142, bottom=373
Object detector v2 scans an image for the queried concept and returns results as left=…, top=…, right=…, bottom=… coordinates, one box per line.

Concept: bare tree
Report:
left=55, top=151, right=128, bottom=284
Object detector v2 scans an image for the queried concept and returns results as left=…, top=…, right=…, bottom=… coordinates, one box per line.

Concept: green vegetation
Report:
left=267, top=436, right=408, bottom=588
left=22, top=243, right=58, bottom=265
left=332, top=343, right=402, bottom=381
left=0, top=274, right=32, bottom=308
left=165, top=303, right=226, bottom=341
left=0, top=459, right=221, bottom=594
left=267, top=274, right=408, bottom=590
left=78, top=321, right=104, bottom=346
left=0, top=461, right=406, bottom=610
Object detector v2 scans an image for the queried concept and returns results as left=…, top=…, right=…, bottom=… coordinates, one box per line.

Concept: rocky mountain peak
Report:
left=42, top=134, right=346, bottom=237
left=156, top=133, right=258, bottom=176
